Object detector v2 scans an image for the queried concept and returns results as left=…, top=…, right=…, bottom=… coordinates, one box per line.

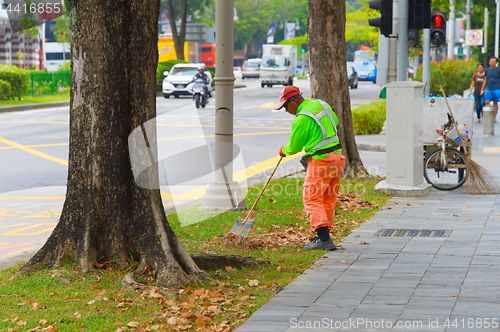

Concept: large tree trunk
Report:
left=18, top=0, right=208, bottom=288
left=167, top=0, right=187, bottom=61
left=308, top=0, right=366, bottom=177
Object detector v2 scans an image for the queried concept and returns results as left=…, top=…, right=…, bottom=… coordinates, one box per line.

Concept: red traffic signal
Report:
left=430, top=11, right=446, bottom=46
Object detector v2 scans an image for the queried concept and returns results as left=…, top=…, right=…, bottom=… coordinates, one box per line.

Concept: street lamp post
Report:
left=201, top=0, right=246, bottom=210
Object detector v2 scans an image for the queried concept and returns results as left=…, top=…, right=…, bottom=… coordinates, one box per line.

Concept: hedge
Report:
left=414, top=59, right=477, bottom=96
left=0, top=79, right=12, bottom=100
left=0, top=65, right=29, bottom=99
left=351, top=99, right=386, bottom=135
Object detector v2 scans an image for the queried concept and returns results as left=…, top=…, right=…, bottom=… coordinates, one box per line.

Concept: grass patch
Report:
left=0, top=176, right=388, bottom=331
left=0, top=93, right=70, bottom=107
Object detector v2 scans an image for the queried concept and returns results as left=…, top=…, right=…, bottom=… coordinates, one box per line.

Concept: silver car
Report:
left=242, top=59, right=261, bottom=79
left=162, top=63, right=213, bottom=98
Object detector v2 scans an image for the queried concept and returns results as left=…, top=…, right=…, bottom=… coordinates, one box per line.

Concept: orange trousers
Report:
left=303, top=153, right=345, bottom=231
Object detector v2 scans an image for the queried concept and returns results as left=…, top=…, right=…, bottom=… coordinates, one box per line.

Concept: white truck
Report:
left=259, top=44, right=298, bottom=88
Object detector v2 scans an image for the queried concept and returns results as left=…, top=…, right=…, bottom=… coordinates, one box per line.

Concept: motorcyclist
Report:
left=194, top=65, right=210, bottom=97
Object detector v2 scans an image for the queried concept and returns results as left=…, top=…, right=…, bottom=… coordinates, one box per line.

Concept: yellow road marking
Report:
left=0, top=136, right=68, bottom=166
left=0, top=223, right=32, bottom=229
left=0, top=143, right=69, bottom=150
left=2, top=223, right=57, bottom=236
left=234, top=153, right=304, bottom=182
left=0, top=243, right=11, bottom=246
left=0, top=210, right=12, bottom=214
left=483, top=147, right=500, bottom=153
left=257, top=103, right=278, bottom=108
left=0, top=120, right=68, bottom=124
left=7, top=248, right=36, bottom=256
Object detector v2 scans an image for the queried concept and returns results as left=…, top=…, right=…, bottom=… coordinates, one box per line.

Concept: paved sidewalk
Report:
left=237, top=123, right=500, bottom=331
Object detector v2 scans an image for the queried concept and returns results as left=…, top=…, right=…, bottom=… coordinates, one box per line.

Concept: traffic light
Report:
left=300, top=42, right=307, bottom=54
left=408, top=0, right=431, bottom=31
left=430, top=11, right=447, bottom=46
left=368, top=0, right=393, bottom=37
left=408, top=29, right=420, bottom=47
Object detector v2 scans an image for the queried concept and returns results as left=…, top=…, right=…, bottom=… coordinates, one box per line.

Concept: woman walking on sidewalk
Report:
left=469, top=63, right=485, bottom=123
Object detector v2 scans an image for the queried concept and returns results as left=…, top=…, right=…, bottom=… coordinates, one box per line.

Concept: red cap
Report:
left=275, top=86, right=301, bottom=110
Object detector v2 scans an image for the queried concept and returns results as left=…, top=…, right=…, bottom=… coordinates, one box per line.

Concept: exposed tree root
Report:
left=191, top=254, right=270, bottom=271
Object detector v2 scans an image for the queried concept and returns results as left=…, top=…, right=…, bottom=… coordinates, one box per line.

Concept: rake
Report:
left=439, top=81, right=499, bottom=194
left=231, top=156, right=283, bottom=241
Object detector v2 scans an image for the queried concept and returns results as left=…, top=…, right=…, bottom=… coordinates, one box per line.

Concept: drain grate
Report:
left=375, top=229, right=452, bottom=237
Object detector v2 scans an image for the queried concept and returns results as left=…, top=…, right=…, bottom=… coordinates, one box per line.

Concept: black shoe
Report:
left=303, top=236, right=337, bottom=251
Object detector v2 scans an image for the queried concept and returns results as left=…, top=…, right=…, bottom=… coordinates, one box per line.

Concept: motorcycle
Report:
left=191, top=78, right=209, bottom=108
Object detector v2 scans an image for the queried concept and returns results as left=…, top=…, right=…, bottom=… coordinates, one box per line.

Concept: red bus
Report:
left=199, top=44, right=215, bottom=67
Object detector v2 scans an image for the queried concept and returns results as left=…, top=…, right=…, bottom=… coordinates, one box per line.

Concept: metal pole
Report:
left=423, top=28, right=431, bottom=96
left=301, top=52, right=305, bottom=75
left=388, top=0, right=398, bottom=83
left=284, top=20, right=287, bottom=40
left=448, top=0, right=456, bottom=59
left=201, top=0, right=245, bottom=210
left=466, top=0, right=471, bottom=60
left=496, top=0, right=499, bottom=57
left=397, top=0, right=408, bottom=81
left=485, top=7, right=489, bottom=65
left=195, top=41, right=199, bottom=63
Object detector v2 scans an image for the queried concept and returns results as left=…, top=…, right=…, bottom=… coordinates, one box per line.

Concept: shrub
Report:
left=156, top=59, right=187, bottom=86
left=0, top=65, right=29, bottom=99
left=351, top=99, right=386, bottom=135
left=0, top=79, right=12, bottom=100
left=414, top=59, right=477, bottom=96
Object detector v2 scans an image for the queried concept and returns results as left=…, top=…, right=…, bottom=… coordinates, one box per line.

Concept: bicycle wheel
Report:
left=424, top=147, right=467, bottom=190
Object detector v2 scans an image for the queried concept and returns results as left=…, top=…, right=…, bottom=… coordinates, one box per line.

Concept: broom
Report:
left=439, top=81, right=499, bottom=194
left=231, top=156, right=283, bottom=241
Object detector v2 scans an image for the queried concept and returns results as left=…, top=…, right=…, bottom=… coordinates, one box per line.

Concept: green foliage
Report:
left=156, top=59, right=187, bottom=86
left=28, top=70, right=70, bottom=96
left=54, top=14, right=71, bottom=50
left=352, top=100, right=386, bottom=135
left=0, top=65, right=29, bottom=100
left=414, top=59, right=477, bottom=96
left=0, top=79, right=12, bottom=100
left=346, top=2, right=379, bottom=50
left=57, top=61, right=72, bottom=72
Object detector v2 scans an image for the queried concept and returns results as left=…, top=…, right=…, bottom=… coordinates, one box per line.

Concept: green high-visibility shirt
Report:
left=282, top=98, right=342, bottom=160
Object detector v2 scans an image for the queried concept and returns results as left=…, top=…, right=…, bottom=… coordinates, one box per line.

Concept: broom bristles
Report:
left=464, top=155, right=500, bottom=194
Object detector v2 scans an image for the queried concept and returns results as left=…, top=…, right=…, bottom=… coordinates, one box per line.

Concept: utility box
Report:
left=385, top=81, right=425, bottom=187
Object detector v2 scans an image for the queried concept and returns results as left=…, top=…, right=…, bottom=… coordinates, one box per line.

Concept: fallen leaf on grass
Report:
left=32, top=302, right=43, bottom=310
left=268, top=199, right=276, bottom=203
left=17, top=321, right=26, bottom=326
left=225, top=266, right=237, bottom=273
left=90, top=284, right=102, bottom=291
left=276, top=266, right=281, bottom=272
left=39, top=320, right=48, bottom=325
left=248, top=279, right=259, bottom=287
left=127, top=322, right=140, bottom=328
left=73, top=312, right=81, bottom=319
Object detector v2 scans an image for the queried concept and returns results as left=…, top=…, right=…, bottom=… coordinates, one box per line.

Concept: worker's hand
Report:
left=480, top=89, right=485, bottom=96
left=279, top=145, right=286, bottom=157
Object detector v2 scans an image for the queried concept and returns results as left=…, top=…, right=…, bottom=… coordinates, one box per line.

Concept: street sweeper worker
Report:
left=276, top=86, right=345, bottom=251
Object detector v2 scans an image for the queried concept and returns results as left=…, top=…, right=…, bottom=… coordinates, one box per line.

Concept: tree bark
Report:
left=308, top=0, right=366, bottom=177
left=18, top=0, right=208, bottom=288
left=166, top=0, right=187, bottom=61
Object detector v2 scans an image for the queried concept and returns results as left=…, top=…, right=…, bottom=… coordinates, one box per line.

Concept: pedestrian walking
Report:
left=276, top=86, right=345, bottom=251
left=480, top=56, right=500, bottom=122
left=469, top=63, right=486, bottom=123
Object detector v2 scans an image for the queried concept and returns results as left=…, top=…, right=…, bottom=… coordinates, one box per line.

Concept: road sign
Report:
left=465, top=29, right=483, bottom=46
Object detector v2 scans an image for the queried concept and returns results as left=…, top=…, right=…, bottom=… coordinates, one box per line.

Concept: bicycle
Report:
left=423, top=113, right=469, bottom=190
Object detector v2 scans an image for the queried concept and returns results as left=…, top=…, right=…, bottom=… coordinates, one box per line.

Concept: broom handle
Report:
left=438, top=81, right=468, bottom=153
left=241, top=156, right=283, bottom=224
